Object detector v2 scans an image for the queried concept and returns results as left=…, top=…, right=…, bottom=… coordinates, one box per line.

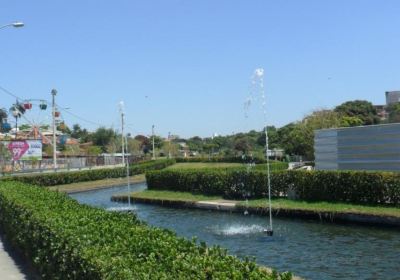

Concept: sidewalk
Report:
left=0, top=235, right=33, bottom=280
left=0, top=163, right=125, bottom=177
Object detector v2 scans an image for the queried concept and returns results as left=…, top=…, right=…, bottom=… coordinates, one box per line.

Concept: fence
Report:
left=0, top=155, right=144, bottom=175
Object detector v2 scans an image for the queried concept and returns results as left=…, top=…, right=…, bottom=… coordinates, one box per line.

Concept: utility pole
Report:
left=168, top=131, right=171, bottom=158
left=51, top=89, right=57, bottom=170
left=152, top=125, right=155, bottom=160
left=119, top=102, right=125, bottom=166
left=14, top=99, right=18, bottom=139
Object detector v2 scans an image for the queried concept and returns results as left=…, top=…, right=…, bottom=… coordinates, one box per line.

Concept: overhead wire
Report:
left=0, top=84, right=105, bottom=128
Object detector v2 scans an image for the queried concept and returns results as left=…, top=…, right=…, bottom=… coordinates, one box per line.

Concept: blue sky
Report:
left=1, top=1, right=399, bottom=138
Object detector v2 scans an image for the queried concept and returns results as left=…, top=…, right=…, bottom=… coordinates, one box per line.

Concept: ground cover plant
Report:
left=146, top=169, right=400, bottom=206
left=0, top=181, right=292, bottom=279
left=121, top=190, right=400, bottom=218
left=124, top=189, right=223, bottom=202
left=239, top=199, right=400, bottom=217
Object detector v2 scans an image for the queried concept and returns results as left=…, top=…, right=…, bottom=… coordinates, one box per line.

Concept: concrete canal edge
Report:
left=111, top=195, right=400, bottom=228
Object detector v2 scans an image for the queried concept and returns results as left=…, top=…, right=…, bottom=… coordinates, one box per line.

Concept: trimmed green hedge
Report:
left=176, top=156, right=286, bottom=165
left=0, top=181, right=291, bottom=279
left=3, top=159, right=175, bottom=187
left=146, top=169, right=400, bottom=205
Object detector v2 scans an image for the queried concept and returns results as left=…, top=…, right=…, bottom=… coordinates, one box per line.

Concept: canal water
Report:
left=70, top=183, right=400, bottom=280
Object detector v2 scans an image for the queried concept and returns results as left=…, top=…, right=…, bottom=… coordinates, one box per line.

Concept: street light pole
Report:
left=51, top=89, right=57, bottom=170
left=152, top=125, right=155, bottom=160
left=0, top=22, right=24, bottom=30
left=119, top=101, right=126, bottom=166
left=168, top=131, right=171, bottom=159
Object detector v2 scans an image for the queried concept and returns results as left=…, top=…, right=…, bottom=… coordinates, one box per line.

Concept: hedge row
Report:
left=0, top=181, right=291, bottom=279
left=172, top=162, right=288, bottom=172
left=146, top=169, right=400, bottom=205
left=3, top=159, right=175, bottom=187
left=176, top=156, right=285, bottom=165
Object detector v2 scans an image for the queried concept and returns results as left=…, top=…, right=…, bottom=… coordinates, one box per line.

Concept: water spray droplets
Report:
left=244, top=68, right=267, bottom=122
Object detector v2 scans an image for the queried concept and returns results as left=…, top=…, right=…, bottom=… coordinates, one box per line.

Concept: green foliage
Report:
left=175, top=156, right=288, bottom=166
left=234, top=136, right=252, bottom=154
left=86, top=145, right=102, bottom=155
left=0, top=181, right=287, bottom=279
left=334, top=100, right=380, bottom=125
left=146, top=169, right=400, bottom=205
left=282, top=110, right=345, bottom=159
left=4, top=159, right=176, bottom=186
left=90, top=127, right=117, bottom=152
left=339, top=116, right=364, bottom=127
left=387, top=103, right=400, bottom=123
left=151, top=135, right=164, bottom=150
left=70, top=123, right=90, bottom=142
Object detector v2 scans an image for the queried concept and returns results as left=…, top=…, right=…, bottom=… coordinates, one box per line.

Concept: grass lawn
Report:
left=130, top=190, right=223, bottom=202
left=166, top=162, right=242, bottom=170
left=240, top=198, right=400, bottom=218
left=129, top=189, right=400, bottom=218
left=49, top=174, right=146, bottom=193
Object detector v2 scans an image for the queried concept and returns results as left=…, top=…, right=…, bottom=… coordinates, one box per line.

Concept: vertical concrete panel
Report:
left=315, top=123, right=400, bottom=171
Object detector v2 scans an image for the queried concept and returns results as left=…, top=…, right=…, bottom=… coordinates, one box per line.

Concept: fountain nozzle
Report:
left=264, top=229, right=273, bottom=236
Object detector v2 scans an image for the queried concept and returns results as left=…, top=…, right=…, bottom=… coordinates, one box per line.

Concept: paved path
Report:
left=0, top=235, right=30, bottom=280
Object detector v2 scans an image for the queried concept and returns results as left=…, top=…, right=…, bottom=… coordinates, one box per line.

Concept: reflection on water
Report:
left=70, top=184, right=400, bottom=280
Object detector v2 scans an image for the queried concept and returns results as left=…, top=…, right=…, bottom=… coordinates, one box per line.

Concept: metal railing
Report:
left=0, top=155, right=144, bottom=176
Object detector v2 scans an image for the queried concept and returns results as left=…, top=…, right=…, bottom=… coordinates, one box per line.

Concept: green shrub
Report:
left=3, top=159, right=175, bottom=187
left=0, top=181, right=289, bottom=279
left=146, top=169, right=400, bottom=205
left=176, top=156, right=287, bottom=165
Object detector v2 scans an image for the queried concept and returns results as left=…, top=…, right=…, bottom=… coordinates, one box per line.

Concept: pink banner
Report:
left=8, top=141, right=30, bottom=161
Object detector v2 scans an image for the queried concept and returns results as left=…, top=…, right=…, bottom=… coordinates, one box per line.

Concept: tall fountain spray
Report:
left=119, top=101, right=131, bottom=208
left=248, top=68, right=273, bottom=236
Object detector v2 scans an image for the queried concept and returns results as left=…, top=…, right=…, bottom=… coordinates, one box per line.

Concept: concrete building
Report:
left=314, top=123, right=400, bottom=171
left=385, top=91, right=400, bottom=105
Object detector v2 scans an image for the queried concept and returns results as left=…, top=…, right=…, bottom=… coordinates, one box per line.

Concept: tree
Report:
left=187, top=136, right=203, bottom=152
left=19, top=124, right=31, bottom=131
left=203, top=143, right=218, bottom=156
left=234, top=137, right=251, bottom=155
left=387, top=103, right=400, bottom=123
left=90, top=127, right=117, bottom=152
left=162, top=140, right=179, bottom=158
left=86, top=145, right=102, bottom=156
left=106, top=137, right=119, bottom=154
left=277, top=110, right=343, bottom=160
left=256, top=126, right=279, bottom=149
left=152, top=135, right=164, bottom=150
left=334, top=100, right=380, bottom=125
left=0, top=108, right=7, bottom=122
left=63, top=145, right=81, bottom=156
left=57, top=122, right=71, bottom=134
left=134, top=135, right=150, bottom=153
left=127, top=138, right=142, bottom=156
left=339, top=116, right=364, bottom=127
left=71, top=124, right=90, bottom=142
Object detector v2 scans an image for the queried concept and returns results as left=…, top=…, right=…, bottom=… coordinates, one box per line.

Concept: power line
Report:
left=0, top=85, right=22, bottom=101
left=55, top=103, right=103, bottom=127
left=0, top=84, right=104, bottom=127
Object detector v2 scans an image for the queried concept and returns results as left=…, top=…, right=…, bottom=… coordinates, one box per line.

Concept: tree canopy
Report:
left=334, top=100, right=380, bottom=125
